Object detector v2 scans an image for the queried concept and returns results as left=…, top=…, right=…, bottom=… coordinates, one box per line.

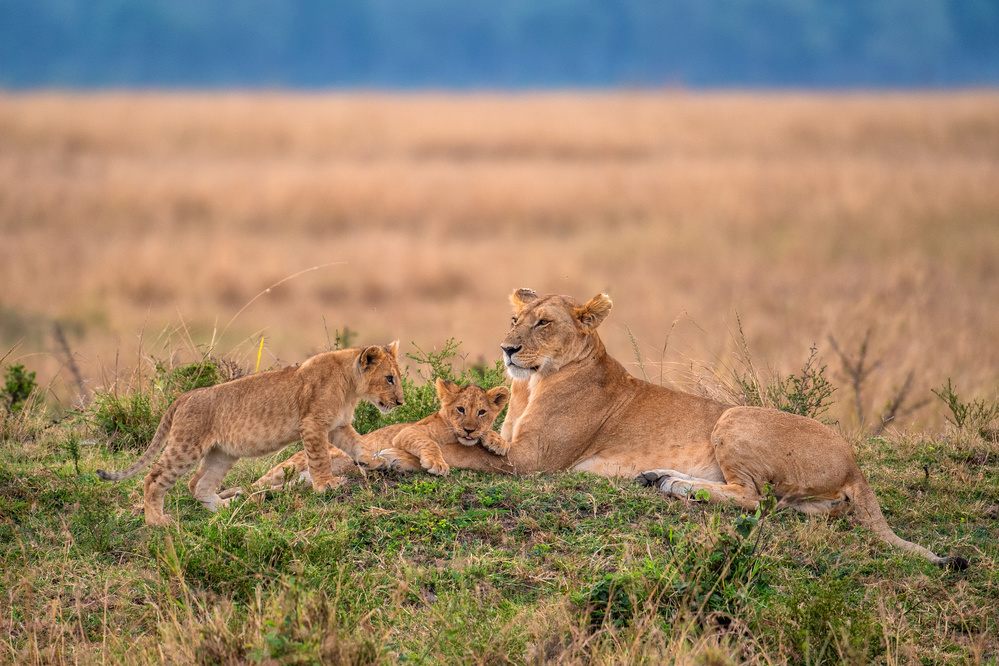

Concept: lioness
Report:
left=97, top=343, right=404, bottom=526
left=418, top=289, right=968, bottom=569
left=254, top=378, right=510, bottom=487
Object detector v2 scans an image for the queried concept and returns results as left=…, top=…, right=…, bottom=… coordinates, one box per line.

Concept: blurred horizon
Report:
left=2, top=0, right=998, bottom=89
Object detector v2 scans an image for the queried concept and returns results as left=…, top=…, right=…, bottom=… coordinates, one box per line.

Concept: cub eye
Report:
left=477, top=409, right=486, bottom=416
left=511, top=316, right=518, bottom=326
left=534, top=319, right=549, bottom=328
left=386, top=376, right=395, bottom=385
left=456, top=406, right=466, bottom=414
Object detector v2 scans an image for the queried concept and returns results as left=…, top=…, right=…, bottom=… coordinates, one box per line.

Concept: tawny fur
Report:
left=97, top=343, right=404, bottom=526
left=254, top=379, right=510, bottom=488
left=403, top=289, right=967, bottom=569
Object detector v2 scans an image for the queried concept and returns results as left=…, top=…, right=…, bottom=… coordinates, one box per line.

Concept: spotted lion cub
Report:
left=255, top=378, right=509, bottom=487
left=97, top=343, right=404, bottom=526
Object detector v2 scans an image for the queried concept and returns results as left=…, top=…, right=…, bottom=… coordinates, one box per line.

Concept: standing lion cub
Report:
left=255, top=378, right=510, bottom=487
left=97, top=343, right=404, bottom=526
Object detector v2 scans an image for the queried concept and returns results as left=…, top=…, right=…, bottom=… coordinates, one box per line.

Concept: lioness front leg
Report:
left=637, top=469, right=760, bottom=511
left=480, top=431, right=510, bottom=456
left=391, top=428, right=449, bottom=476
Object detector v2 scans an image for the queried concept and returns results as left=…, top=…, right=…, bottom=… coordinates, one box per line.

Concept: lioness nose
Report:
left=501, top=344, right=521, bottom=356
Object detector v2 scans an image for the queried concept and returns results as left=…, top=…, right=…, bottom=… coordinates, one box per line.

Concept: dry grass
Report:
left=2, top=91, right=998, bottom=428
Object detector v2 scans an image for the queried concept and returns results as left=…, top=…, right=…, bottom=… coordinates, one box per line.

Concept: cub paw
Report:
left=312, top=476, right=347, bottom=493
left=423, top=458, right=450, bottom=476
left=481, top=431, right=511, bottom=456
left=361, top=453, right=389, bottom=470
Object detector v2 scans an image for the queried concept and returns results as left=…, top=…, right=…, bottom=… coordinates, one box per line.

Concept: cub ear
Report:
left=435, top=377, right=460, bottom=400
left=510, top=288, right=539, bottom=312
left=384, top=340, right=400, bottom=358
left=359, top=345, right=384, bottom=370
left=486, top=386, right=510, bottom=410
left=574, top=293, right=612, bottom=331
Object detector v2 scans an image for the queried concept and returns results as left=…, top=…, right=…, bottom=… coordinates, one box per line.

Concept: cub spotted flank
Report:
left=97, top=343, right=404, bottom=526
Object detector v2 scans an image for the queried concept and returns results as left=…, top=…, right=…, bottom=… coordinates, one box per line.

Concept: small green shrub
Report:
left=88, top=389, right=161, bottom=453
left=738, top=345, right=836, bottom=420
left=2, top=363, right=38, bottom=412
left=156, top=356, right=244, bottom=399
left=84, top=357, right=239, bottom=452
left=931, top=378, right=999, bottom=440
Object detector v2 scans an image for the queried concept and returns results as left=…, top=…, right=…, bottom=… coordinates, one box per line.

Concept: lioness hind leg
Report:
left=189, top=446, right=240, bottom=512
left=637, top=469, right=761, bottom=511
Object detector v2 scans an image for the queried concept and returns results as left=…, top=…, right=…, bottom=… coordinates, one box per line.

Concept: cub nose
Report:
left=464, top=427, right=475, bottom=435
left=501, top=344, right=522, bottom=357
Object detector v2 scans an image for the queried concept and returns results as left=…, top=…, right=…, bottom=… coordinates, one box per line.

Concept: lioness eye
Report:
left=535, top=319, right=548, bottom=328
left=457, top=406, right=465, bottom=414
left=478, top=409, right=486, bottom=416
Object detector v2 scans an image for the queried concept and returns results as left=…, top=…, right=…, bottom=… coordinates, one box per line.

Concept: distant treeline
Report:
left=2, top=0, right=998, bottom=88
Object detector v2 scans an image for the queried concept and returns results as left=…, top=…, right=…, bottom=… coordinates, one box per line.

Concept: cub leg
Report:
left=144, top=435, right=208, bottom=526
left=391, top=427, right=449, bottom=476
left=189, top=446, right=240, bottom=512
left=301, top=417, right=345, bottom=491
left=636, top=469, right=760, bottom=511
left=480, top=431, right=511, bottom=456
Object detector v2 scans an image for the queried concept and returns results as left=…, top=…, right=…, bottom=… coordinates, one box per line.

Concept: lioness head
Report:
left=501, top=288, right=612, bottom=381
left=358, top=341, right=405, bottom=414
left=436, top=378, right=510, bottom=445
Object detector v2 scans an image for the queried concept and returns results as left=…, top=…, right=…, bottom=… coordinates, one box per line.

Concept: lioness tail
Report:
left=95, top=399, right=179, bottom=482
left=851, top=480, right=969, bottom=570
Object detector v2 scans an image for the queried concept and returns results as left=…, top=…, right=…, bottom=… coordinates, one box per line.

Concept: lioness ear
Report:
left=359, top=345, right=384, bottom=370
left=486, top=386, right=510, bottom=410
left=510, top=288, right=539, bottom=311
left=435, top=377, right=459, bottom=399
left=574, top=293, right=612, bottom=331
left=384, top=340, right=400, bottom=358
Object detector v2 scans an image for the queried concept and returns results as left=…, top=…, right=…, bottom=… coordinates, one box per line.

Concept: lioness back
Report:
left=97, top=343, right=404, bottom=526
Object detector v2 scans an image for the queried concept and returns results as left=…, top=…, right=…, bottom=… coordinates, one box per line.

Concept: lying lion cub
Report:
left=255, top=378, right=510, bottom=487
left=97, top=343, right=404, bottom=526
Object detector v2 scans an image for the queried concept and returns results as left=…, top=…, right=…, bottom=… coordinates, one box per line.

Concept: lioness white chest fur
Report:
left=429, top=289, right=968, bottom=569
left=97, top=343, right=404, bottom=526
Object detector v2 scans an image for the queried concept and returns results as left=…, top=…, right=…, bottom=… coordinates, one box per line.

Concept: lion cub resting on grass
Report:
left=255, top=378, right=510, bottom=487
left=97, top=343, right=404, bottom=526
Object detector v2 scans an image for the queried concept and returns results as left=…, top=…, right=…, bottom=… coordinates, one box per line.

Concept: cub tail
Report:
left=96, top=399, right=180, bottom=482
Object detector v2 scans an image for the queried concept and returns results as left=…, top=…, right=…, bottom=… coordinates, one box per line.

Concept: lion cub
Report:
left=97, top=343, right=404, bottom=526
left=255, top=378, right=509, bottom=487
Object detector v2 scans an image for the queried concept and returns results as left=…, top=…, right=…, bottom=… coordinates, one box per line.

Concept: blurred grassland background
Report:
left=1, top=91, right=998, bottom=430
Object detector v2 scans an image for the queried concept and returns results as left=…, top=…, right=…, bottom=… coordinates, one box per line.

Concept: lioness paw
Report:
left=481, top=431, right=511, bottom=456
left=636, top=469, right=694, bottom=498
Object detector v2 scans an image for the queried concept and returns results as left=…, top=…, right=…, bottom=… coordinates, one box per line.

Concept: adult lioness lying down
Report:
left=386, top=288, right=965, bottom=569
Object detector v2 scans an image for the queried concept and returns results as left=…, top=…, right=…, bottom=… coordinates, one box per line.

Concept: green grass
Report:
left=1, top=425, right=996, bottom=665
left=2, top=344, right=997, bottom=664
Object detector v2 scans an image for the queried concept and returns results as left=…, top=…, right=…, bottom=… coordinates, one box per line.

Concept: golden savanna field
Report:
left=2, top=92, right=998, bottom=429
